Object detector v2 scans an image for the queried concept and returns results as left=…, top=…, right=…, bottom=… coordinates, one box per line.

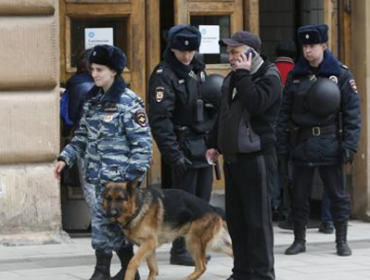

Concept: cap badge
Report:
left=185, top=40, right=189, bottom=46
left=93, top=51, right=97, bottom=56
left=103, top=113, right=114, bottom=122
left=306, top=34, right=310, bottom=39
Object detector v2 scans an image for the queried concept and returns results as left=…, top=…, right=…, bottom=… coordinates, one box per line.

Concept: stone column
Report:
left=0, top=0, right=67, bottom=244
left=351, top=0, right=370, bottom=221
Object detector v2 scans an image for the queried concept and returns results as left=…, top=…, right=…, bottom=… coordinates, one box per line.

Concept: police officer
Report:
left=54, top=44, right=152, bottom=280
left=207, top=30, right=282, bottom=280
left=276, top=24, right=361, bottom=257
left=148, top=24, right=218, bottom=266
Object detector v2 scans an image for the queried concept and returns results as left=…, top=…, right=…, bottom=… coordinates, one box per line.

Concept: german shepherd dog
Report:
left=103, top=179, right=233, bottom=280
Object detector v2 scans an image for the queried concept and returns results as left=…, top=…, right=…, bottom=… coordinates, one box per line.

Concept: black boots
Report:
left=112, top=246, right=140, bottom=280
left=170, top=237, right=195, bottom=266
left=285, top=225, right=306, bottom=255
left=335, top=222, right=352, bottom=256
left=90, top=250, right=112, bottom=280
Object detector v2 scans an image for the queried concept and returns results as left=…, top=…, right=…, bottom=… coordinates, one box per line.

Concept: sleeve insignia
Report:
left=156, top=68, right=163, bottom=74
left=155, top=86, right=165, bottom=102
left=136, top=109, right=148, bottom=127
left=349, top=79, right=358, bottom=94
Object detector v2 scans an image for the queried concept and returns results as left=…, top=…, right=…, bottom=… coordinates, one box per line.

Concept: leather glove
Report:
left=172, top=157, right=192, bottom=176
left=342, top=148, right=354, bottom=164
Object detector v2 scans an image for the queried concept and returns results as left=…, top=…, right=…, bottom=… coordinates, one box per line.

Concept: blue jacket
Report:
left=59, top=77, right=152, bottom=189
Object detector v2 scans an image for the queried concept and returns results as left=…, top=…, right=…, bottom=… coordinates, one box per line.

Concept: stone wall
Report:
left=0, top=0, right=65, bottom=244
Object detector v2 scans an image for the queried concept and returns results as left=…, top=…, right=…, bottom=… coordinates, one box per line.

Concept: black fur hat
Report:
left=88, top=45, right=126, bottom=74
left=168, top=24, right=201, bottom=51
left=298, top=24, right=328, bottom=44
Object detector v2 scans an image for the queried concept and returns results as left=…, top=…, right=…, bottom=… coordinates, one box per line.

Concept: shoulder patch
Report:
left=341, top=64, right=349, bottom=69
left=349, top=79, right=358, bottom=94
left=155, top=86, right=165, bottom=102
left=135, top=109, right=148, bottom=127
left=156, top=68, right=163, bottom=74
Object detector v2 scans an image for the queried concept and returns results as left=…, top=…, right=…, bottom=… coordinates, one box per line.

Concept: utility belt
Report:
left=298, top=124, right=338, bottom=140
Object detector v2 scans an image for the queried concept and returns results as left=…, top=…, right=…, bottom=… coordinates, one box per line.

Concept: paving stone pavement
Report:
left=1, top=220, right=370, bottom=280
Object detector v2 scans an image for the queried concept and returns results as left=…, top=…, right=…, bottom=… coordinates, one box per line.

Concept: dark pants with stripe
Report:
left=292, top=164, right=350, bottom=227
left=224, top=149, right=276, bottom=280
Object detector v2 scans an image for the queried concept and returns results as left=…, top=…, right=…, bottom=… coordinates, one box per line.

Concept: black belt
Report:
left=299, top=124, right=338, bottom=139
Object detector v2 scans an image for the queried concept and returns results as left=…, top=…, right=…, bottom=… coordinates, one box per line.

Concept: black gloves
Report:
left=342, top=148, right=354, bottom=164
left=172, top=157, right=192, bottom=176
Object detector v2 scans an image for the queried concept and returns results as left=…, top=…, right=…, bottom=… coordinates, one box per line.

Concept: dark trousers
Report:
left=171, top=165, right=213, bottom=202
left=224, top=151, right=276, bottom=280
left=292, top=164, right=350, bottom=226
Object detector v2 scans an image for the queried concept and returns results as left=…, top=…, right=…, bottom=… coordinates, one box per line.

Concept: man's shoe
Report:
left=337, top=242, right=352, bottom=256
left=170, top=251, right=195, bottom=266
left=318, top=222, right=334, bottom=234
left=285, top=241, right=306, bottom=255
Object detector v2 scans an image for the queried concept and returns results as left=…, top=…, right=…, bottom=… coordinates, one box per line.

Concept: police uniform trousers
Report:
left=171, top=165, right=213, bottom=202
left=291, top=164, right=350, bottom=226
left=91, top=187, right=131, bottom=253
left=224, top=148, right=276, bottom=280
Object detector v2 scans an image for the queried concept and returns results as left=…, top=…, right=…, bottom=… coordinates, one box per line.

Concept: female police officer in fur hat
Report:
left=276, top=24, right=361, bottom=257
left=54, top=44, right=152, bottom=280
left=148, top=24, right=218, bottom=266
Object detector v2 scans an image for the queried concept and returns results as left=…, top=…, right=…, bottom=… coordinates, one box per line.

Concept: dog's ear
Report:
left=126, top=177, right=140, bottom=195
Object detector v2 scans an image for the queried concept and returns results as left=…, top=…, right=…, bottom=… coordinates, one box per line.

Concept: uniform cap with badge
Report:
left=168, top=24, right=201, bottom=51
left=88, top=44, right=127, bottom=75
left=297, top=24, right=328, bottom=45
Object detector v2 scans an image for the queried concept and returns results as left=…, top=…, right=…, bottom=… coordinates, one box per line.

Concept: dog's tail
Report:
left=208, top=217, right=233, bottom=258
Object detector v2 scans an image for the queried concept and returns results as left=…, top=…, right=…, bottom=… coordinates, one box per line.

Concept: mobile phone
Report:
left=244, top=49, right=256, bottom=58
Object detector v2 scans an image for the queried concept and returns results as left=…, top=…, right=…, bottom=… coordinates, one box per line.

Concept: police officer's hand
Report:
left=54, top=161, right=66, bottom=180
left=172, top=157, right=192, bottom=176
left=342, top=148, right=354, bottom=164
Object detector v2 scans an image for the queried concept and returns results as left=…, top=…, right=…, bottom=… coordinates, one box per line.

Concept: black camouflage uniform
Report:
left=276, top=24, right=361, bottom=257
left=148, top=24, right=218, bottom=266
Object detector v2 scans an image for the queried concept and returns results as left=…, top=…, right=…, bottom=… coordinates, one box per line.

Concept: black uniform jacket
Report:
left=148, top=51, right=217, bottom=168
left=208, top=59, right=282, bottom=156
left=276, top=50, right=361, bottom=166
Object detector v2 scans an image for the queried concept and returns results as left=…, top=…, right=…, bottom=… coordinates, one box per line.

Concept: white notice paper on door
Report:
left=85, top=28, right=114, bottom=49
left=199, top=25, right=220, bottom=54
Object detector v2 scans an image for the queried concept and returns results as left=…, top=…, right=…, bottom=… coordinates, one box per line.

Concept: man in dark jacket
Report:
left=207, top=31, right=282, bottom=280
left=276, top=24, right=361, bottom=257
left=148, top=24, right=218, bottom=266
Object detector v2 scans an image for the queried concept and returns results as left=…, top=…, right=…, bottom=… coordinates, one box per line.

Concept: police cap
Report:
left=88, top=44, right=126, bottom=74
left=168, top=24, right=201, bottom=51
left=298, top=24, right=328, bottom=45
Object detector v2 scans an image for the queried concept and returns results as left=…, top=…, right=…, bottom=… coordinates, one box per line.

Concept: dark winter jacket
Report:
left=276, top=50, right=361, bottom=166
